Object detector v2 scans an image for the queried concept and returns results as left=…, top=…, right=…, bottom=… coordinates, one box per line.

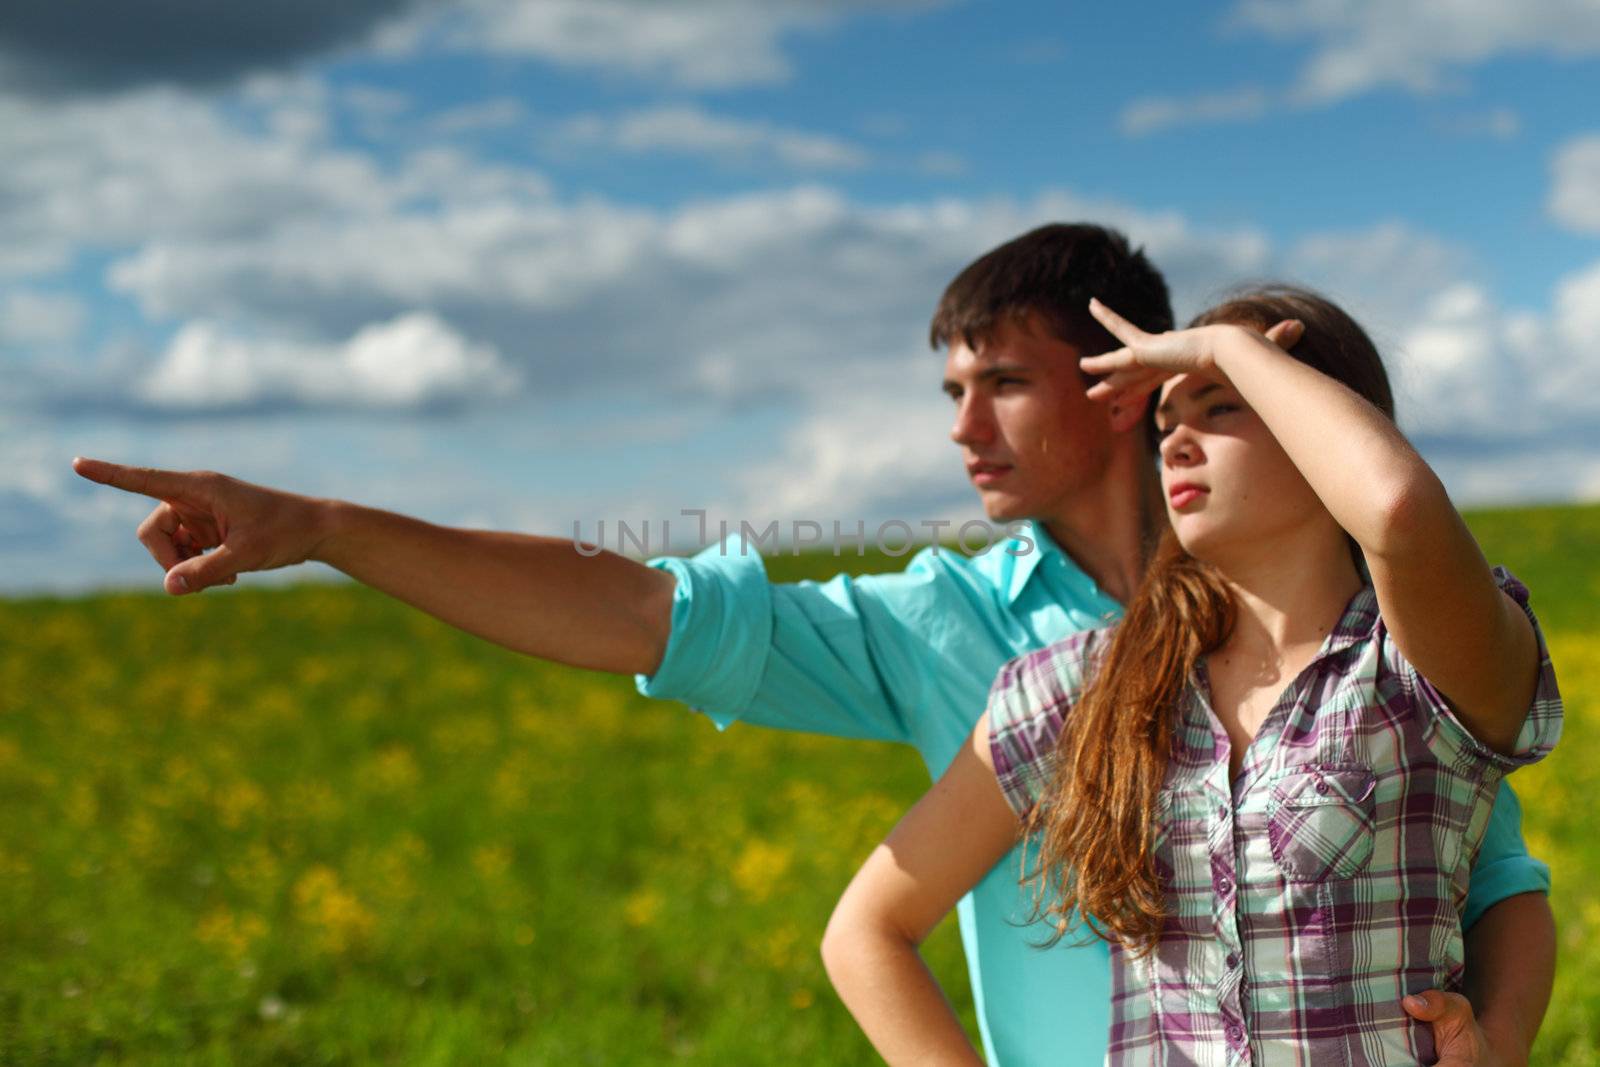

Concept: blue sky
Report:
left=3, top=0, right=1599, bottom=594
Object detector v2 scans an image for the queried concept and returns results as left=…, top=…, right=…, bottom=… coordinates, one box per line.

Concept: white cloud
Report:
left=1553, top=258, right=1600, bottom=351
left=1126, top=2, right=1598, bottom=133
left=706, top=354, right=972, bottom=528
left=1231, top=0, right=1600, bottom=105
left=432, top=0, right=944, bottom=90
left=1282, top=222, right=1480, bottom=340
left=0, top=86, right=376, bottom=251
left=1549, top=134, right=1600, bottom=235
left=1119, top=88, right=1270, bottom=137
left=1428, top=446, right=1600, bottom=506
left=0, top=290, right=87, bottom=345
left=104, top=182, right=1273, bottom=412
left=425, top=97, right=527, bottom=136
left=0, top=84, right=552, bottom=294
left=555, top=104, right=870, bottom=170
left=1439, top=105, right=1520, bottom=139
left=1393, top=283, right=1520, bottom=436
left=134, top=311, right=520, bottom=412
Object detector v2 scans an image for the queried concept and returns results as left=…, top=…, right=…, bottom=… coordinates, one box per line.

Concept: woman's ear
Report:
left=1108, top=392, right=1150, bottom=434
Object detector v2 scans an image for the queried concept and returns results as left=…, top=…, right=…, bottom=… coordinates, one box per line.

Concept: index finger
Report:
left=1087, top=297, right=1149, bottom=346
left=72, top=456, right=197, bottom=500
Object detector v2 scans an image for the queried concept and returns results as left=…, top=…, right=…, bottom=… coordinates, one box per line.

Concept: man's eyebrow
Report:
left=1154, top=381, right=1224, bottom=417
left=941, top=363, right=1033, bottom=392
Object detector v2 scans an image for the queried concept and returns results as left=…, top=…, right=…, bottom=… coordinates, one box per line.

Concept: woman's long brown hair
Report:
left=1024, top=285, right=1394, bottom=956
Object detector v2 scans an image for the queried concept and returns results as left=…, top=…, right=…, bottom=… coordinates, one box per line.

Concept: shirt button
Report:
left=1225, top=953, right=1239, bottom=969
left=1216, top=804, right=1228, bottom=821
left=1226, top=1022, right=1244, bottom=1043
left=1215, top=875, right=1232, bottom=893
left=1315, top=780, right=1329, bottom=795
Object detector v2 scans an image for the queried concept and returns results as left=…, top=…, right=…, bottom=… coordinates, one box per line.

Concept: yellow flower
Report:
left=356, top=745, right=421, bottom=794
left=125, top=810, right=163, bottom=863
left=292, top=865, right=375, bottom=956
left=430, top=714, right=498, bottom=755
left=283, top=780, right=342, bottom=823
left=760, top=924, right=801, bottom=969
left=213, top=779, right=266, bottom=830
left=490, top=755, right=532, bottom=812
left=227, top=843, right=283, bottom=897
left=196, top=908, right=269, bottom=959
left=732, top=841, right=793, bottom=903
left=65, top=781, right=98, bottom=827
left=623, top=888, right=664, bottom=928
left=471, top=844, right=512, bottom=881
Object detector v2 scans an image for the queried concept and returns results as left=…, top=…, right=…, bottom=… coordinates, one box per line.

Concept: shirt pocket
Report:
left=1267, top=764, right=1378, bottom=882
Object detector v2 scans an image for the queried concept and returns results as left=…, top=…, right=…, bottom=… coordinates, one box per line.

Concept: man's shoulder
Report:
left=900, top=525, right=1037, bottom=586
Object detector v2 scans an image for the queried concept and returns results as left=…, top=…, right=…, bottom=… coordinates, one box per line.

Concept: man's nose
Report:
left=950, top=396, right=993, bottom=446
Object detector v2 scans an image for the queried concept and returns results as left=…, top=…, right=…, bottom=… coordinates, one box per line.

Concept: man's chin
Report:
left=974, top=490, right=1027, bottom=524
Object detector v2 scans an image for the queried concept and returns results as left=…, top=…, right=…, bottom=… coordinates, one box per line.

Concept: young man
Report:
left=75, top=224, right=1553, bottom=1065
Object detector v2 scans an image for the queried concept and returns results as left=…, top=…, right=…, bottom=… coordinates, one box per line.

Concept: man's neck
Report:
left=1037, top=449, right=1163, bottom=606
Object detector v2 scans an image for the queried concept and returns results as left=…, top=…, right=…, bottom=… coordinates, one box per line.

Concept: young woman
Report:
left=821, top=287, right=1563, bottom=1064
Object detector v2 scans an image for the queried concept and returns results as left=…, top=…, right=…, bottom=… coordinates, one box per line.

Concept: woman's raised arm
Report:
left=1081, top=300, right=1540, bottom=755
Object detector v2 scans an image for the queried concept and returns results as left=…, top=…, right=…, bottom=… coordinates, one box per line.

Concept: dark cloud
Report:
left=0, top=1, right=434, bottom=96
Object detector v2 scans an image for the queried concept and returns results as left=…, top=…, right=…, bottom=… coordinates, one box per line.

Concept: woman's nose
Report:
left=1161, top=426, right=1200, bottom=467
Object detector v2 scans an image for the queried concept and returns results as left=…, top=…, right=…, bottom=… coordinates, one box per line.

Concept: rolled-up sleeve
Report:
left=633, top=534, right=775, bottom=730
left=1400, top=566, right=1563, bottom=773
left=633, top=534, right=965, bottom=744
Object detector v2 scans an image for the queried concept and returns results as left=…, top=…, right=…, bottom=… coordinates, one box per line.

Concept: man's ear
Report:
left=1108, top=392, right=1150, bottom=434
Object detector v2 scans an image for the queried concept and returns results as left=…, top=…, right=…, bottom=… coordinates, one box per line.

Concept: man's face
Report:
left=942, top=312, right=1120, bottom=524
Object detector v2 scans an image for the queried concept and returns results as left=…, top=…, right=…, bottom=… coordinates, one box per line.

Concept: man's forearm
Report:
left=1463, top=891, right=1556, bottom=1066
left=310, top=499, right=677, bottom=675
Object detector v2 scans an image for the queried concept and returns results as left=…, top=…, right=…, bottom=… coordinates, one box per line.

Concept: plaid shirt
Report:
left=987, top=567, right=1562, bottom=1066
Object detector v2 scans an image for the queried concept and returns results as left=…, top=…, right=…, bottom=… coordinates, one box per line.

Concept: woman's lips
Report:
left=1168, top=484, right=1208, bottom=509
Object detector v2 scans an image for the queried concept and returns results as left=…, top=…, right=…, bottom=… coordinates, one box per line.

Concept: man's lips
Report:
left=968, top=462, right=1012, bottom=485
left=1168, top=481, right=1208, bottom=508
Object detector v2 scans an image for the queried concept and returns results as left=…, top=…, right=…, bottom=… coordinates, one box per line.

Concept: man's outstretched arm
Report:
left=71, top=458, right=676, bottom=676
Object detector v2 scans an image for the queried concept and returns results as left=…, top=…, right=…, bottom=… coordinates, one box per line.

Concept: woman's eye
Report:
left=1207, top=403, right=1238, bottom=418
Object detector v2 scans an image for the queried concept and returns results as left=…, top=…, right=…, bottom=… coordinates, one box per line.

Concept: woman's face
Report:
left=1153, top=368, right=1331, bottom=563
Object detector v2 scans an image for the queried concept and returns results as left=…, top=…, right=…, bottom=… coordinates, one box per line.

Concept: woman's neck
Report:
left=1212, top=529, right=1365, bottom=661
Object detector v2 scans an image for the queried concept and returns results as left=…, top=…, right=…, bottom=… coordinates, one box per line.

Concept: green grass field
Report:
left=2, top=503, right=1597, bottom=1064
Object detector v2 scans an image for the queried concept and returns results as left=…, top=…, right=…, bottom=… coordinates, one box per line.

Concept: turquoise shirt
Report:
left=634, top=521, right=1550, bottom=1066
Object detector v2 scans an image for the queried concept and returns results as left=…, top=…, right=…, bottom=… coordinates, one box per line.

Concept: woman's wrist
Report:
left=1208, top=321, right=1284, bottom=381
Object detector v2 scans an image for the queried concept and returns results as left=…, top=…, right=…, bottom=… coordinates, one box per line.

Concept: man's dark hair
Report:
left=929, top=223, right=1173, bottom=359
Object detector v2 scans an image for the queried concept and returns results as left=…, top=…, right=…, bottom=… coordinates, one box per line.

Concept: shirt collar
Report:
left=1003, top=519, right=1124, bottom=614
left=1002, top=519, right=1054, bottom=606
left=1318, top=581, right=1381, bottom=659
